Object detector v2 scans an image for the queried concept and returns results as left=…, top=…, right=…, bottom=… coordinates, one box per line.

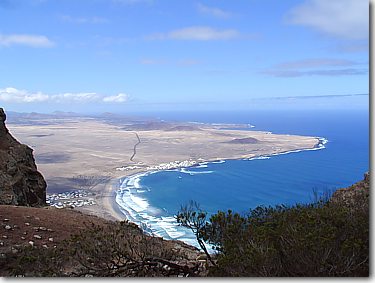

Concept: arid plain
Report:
left=7, top=114, right=320, bottom=221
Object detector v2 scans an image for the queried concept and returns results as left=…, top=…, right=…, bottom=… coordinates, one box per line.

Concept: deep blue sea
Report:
left=115, top=109, right=369, bottom=248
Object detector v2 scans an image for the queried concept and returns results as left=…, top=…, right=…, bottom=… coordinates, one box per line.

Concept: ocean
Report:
left=115, top=109, right=369, bottom=248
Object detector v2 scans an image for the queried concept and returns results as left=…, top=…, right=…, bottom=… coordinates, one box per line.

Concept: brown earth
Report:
left=0, top=205, right=206, bottom=276
left=0, top=205, right=109, bottom=252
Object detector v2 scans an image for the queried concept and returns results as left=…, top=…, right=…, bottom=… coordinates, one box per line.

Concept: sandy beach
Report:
left=7, top=115, right=320, bottom=221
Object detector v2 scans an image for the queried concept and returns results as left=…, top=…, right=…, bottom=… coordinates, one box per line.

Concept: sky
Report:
left=0, top=0, right=370, bottom=113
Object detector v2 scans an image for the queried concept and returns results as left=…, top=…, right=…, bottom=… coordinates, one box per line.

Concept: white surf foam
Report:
left=115, top=136, right=328, bottom=252
left=180, top=168, right=214, bottom=175
left=195, top=163, right=208, bottom=168
left=211, top=160, right=226, bottom=164
left=244, top=137, right=328, bottom=161
left=246, top=156, right=271, bottom=161
left=116, top=172, right=204, bottom=250
left=129, top=194, right=149, bottom=211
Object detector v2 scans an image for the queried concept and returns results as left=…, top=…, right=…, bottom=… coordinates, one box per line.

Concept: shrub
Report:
left=205, top=199, right=369, bottom=276
left=3, top=221, right=201, bottom=277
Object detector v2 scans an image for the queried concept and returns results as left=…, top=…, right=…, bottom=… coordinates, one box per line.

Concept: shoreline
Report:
left=8, top=116, right=326, bottom=229
left=100, top=135, right=327, bottom=231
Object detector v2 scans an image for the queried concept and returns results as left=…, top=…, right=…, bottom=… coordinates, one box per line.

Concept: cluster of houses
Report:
left=115, top=160, right=198, bottom=173
left=116, top=165, right=143, bottom=171
left=46, top=190, right=96, bottom=209
left=146, top=160, right=197, bottom=171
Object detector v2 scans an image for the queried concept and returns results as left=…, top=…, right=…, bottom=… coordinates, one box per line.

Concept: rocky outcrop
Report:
left=0, top=108, right=46, bottom=206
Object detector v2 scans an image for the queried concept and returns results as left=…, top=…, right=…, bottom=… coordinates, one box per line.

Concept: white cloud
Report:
left=0, top=87, right=129, bottom=104
left=287, top=0, right=369, bottom=40
left=147, top=26, right=241, bottom=41
left=0, top=87, right=49, bottom=103
left=60, top=15, right=109, bottom=24
left=0, top=34, right=54, bottom=47
left=262, top=57, right=367, bottom=77
left=276, top=58, right=358, bottom=69
left=169, top=26, right=240, bottom=40
left=51, top=92, right=101, bottom=103
left=197, top=3, right=232, bottom=19
left=103, top=93, right=129, bottom=103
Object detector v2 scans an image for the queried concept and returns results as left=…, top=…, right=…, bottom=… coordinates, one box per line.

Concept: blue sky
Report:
left=0, top=0, right=369, bottom=113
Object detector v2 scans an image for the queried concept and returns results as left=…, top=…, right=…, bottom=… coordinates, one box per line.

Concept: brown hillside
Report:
left=0, top=205, right=206, bottom=277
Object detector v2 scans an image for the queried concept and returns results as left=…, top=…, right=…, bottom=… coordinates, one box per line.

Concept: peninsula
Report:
left=6, top=112, right=321, bottom=221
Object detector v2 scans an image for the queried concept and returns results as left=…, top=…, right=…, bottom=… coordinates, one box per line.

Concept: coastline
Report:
left=7, top=117, right=326, bottom=231
left=98, top=135, right=327, bottom=235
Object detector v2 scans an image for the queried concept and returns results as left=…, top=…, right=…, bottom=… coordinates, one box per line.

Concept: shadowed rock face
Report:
left=0, top=108, right=46, bottom=206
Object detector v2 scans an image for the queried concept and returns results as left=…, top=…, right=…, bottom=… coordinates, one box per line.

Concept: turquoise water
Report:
left=116, top=109, right=369, bottom=247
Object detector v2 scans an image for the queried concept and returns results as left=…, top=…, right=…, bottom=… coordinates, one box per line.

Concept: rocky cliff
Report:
left=0, top=108, right=46, bottom=206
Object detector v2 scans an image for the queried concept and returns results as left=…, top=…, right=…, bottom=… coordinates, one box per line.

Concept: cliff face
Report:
left=0, top=108, right=46, bottom=206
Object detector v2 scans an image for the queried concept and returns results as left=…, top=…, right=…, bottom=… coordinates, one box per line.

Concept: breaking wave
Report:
left=115, top=138, right=328, bottom=250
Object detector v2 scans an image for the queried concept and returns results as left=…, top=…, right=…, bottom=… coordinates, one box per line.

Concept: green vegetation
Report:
left=175, top=201, right=215, bottom=266
left=2, top=175, right=369, bottom=277
left=177, top=195, right=369, bottom=277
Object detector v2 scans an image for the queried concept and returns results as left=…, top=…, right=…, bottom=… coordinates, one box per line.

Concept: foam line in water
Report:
left=246, top=156, right=271, bottom=161
left=195, top=164, right=208, bottom=168
left=115, top=172, right=208, bottom=251
left=244, top=137, right=328, bottom=161
left=211, top=160, right=225, bottom=164
left=115, top=137, right=327, bottom=252
left=180, top=168, right=214, bottom=175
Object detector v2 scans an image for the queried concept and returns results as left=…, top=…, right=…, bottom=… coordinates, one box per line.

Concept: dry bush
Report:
left=3, top=221, right=201, bottom=277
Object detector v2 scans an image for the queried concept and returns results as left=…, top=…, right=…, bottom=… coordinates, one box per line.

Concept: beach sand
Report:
left=7, top=116, right=320, bottom=221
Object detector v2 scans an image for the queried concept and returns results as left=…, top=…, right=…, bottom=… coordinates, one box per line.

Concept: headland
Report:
left=6, top=112, right=321, bottom=222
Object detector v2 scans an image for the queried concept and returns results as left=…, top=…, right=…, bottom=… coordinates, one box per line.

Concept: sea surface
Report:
left=115, top=109, right=369, bottom=248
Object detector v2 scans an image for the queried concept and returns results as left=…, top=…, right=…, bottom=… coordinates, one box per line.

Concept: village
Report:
left=46, top=190, right=96, bottom=209
left=115, top=159, right=199, bottom=172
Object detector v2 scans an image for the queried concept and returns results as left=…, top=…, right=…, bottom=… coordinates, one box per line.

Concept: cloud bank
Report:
left=60, top=15, right=109, bottom=24
left=0, top=34, right=54, bottom=47
left=263, top=58, right=367, bottom=77
left=197, top=3, right=232, bottom=19
left=275, top=59, right=358, bottom=69
left=102, top=93, right=129, bottom=103
left=147, top=26, right=241, bottom=41
left=288, top=0, right=369, bottom=40
left=0, top=87, right=129, bottom=103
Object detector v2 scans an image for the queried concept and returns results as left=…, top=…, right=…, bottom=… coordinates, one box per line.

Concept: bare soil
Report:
left=0, top=205, right=110, bottom=252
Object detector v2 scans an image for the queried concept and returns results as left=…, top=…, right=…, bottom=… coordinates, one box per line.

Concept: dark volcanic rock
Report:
left=165, top=125, right=202, bottom=131
left=0, top=108, right=46, bottom=206
left=226, top=137, right=259, bottom=144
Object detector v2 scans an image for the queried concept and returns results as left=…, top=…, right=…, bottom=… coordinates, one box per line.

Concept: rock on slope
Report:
left=0, top=108, right=46, bottom=206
